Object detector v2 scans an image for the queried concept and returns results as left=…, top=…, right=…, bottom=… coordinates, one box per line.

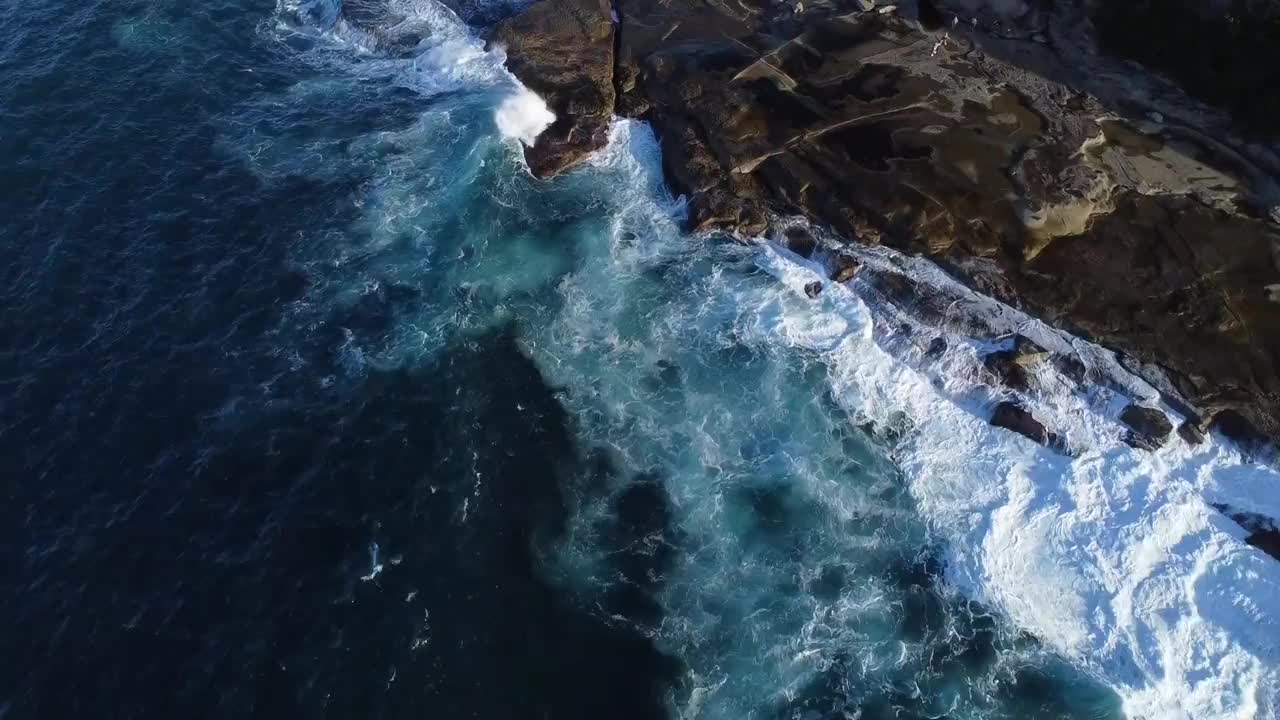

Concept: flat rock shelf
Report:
left=485, top=0, right=1280, bottom=445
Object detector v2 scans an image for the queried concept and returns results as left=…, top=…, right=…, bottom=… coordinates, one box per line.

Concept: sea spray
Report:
left=495, top=87, right=555, bottom=146
left=262, top=2, right=1280, bottom=717
left=746, top=235, right=1280, bottom=720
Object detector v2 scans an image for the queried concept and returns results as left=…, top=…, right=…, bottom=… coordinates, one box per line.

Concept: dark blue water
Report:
left=0, top=1, right=1124, bottom=718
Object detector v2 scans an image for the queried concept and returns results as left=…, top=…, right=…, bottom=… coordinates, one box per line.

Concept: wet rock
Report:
left=1008, top=335, right=1049, bottom=360
left=990, top=401, right=1056, bottom=447
left=1177, top=421, right=1205, bottom=446
left=925, top=336, right=947, bottom=359
left=1213, top=504, right=1280, bottom=563
left=1120, top=404, right=1174, bottom=451
left=804, top=281, right=823, bottom=299
left=488, top=0, right=615, bottom=177
left=830, top=255, right=863, bottom=284
left=504, top=0, right=1280, bottom=444
left=983, top=335, right=1049, bottom=391
left=1051, top=353, right=1088, bottom=385
left=984, top=352, right=1029, bottom=391
left=784, top=227, right=818, bottom=258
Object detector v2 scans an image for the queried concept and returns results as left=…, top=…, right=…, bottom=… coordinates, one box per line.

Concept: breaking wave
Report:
left=494, top=87, right=555, bottom=146
left=248, top=2, right=1280, bottom=718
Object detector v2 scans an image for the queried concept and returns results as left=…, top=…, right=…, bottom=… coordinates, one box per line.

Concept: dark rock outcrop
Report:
left=983, top=336, right=1050, bottom=392
left=1120, top=404, right=1175, bottom=451
left=492, top=0, right=1280, bottom=442
left=804, top=280, right=824, bottom=298
left=1214, top=504, right=1280, bottom=563
left=784, top=226, right=818, bottom=258
left=488, top=0, right=615, bottom=177
left=990, top=401, right=1059, bottom=448
left=1178, top=421, right=1206, bottom=446
left=830, top=254, right=863, bottom=284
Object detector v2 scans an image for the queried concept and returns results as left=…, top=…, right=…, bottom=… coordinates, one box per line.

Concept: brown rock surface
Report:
left=990, top=401, right=1061, bottom=449
left=488, top=0, right=615, bottom=177
left=491, top=0, right=1280, bottom=440
left=1120, top=404, right=1175, bottom=451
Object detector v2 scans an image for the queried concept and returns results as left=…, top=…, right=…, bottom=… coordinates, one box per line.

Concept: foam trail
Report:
left=747, top=239, right=1280, bottom=720
left=524, top=122, right=1280, bottom=718
left=252, top=4, right=1280, bottom=712
left=494, top=87, right=555, bottom=146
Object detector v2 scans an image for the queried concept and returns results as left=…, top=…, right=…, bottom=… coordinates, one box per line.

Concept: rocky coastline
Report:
left=480, top=0, right=1280, bottom=447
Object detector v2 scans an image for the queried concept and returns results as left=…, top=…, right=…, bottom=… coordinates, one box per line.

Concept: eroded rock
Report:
left=983, top=335, right=1050, bottom=391
left=1120, top=404, right=1174, bottom=451
left=489, top=0, right=615, bottom=177
left=991, top=400, right=1059, bottom=448
left=830, top=255, right=863, bottom=284
left=495, top=0, right=1280, bottom=443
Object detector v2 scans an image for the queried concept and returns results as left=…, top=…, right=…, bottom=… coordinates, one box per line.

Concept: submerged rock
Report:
left=925, top=336, right=947, bottom=359
left=1120, top=404, right=1174, bottom=451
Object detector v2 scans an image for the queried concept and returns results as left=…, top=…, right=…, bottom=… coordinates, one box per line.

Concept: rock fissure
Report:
left=488, top=0, right=1280, bottom=441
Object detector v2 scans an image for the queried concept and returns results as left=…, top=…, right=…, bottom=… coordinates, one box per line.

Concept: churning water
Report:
left=2, top=1, right=1276, bottom=718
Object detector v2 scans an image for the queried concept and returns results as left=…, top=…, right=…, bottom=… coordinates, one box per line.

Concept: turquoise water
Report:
left=1, top=0, right=1132, bottom=717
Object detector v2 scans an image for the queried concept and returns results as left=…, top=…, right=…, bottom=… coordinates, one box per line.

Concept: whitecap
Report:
left=494, top=87, right=555, bottom=147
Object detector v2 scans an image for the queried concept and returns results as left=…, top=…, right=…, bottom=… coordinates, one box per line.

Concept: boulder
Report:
left=990, top=401, right=1059, bottom=448
left=830, top=255, right=863, bottom=284
left=1177, top=421, right=1205, bottom=446
left=804, top=281, right=823, bottom=298
left=489, top=0, right=615, bottom=177
left=784, top=227, right=818, bottom=258
left=983, top=335, right=1049, bottom=391
left=1120, top=404, right=1174, bottom=451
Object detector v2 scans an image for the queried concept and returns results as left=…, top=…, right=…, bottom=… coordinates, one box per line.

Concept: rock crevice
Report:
left=487, top=0, right=1280, bottom=441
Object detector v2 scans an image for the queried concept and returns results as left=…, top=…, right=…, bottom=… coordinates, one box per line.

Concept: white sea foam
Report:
left=494, top=87, right=555, bottom=146
left=742, top=239, right=1280, bottom=720
left=256, top=3, right=1280, bottom=711
left=275, top=0, right=557, bottom=152
left=531, top=120, right=1280, bottom=719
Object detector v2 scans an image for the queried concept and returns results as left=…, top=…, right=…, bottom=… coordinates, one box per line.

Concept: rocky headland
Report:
left=480, top=0, right=1280, bottom=446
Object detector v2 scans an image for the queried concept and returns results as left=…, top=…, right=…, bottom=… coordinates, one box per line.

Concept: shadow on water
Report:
left=7, top=326, right=682, bottom=719
left=774, top=544, right=1123, bottom=720
left=592, top=466, right=683, bottom=630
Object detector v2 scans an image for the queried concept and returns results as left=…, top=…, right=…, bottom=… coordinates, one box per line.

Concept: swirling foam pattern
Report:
left=2, top=1, right=1275, bottom=718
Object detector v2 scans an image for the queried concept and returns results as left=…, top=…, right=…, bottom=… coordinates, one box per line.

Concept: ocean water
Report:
left=2, top=1, right=1277, bottom=719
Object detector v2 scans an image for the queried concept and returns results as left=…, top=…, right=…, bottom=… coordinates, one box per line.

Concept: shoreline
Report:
left=482, top=0, right=1280, bottom=448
